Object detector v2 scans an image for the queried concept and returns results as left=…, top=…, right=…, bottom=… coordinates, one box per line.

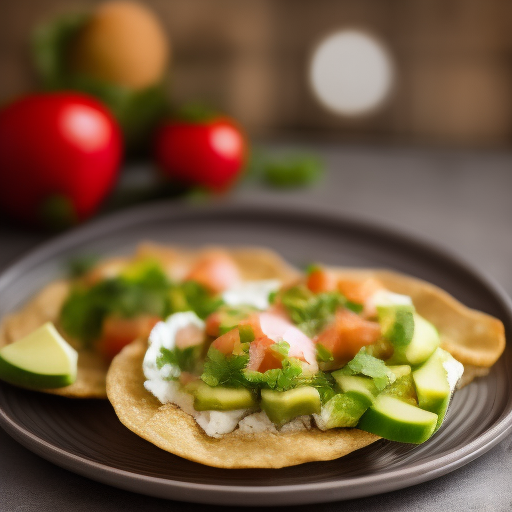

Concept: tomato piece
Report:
left=97, top=315, right=160, bottom=360
left=154, top=116, right=248, bottom=191
left=307, top=268, right=337, bottom=294
left=205, top=312, right=222, bottom=337
left=0, top=93, right=122, bottom=227
left=337, top=278, right=383, bottom=305
left=247, top=336, right=284, bottom=372
left=238, top=314, right=265, bottom=338
left=186, top=252, right=241, bottom=294
left=211, top=328, right=241, bottom=355
left=315, top=309, right=381, bottom=365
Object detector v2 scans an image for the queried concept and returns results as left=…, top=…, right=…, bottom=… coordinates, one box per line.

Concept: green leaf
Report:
left=336, top=352, right=396, bottom=392
left=180, top=281, right=224, bottom=320
left=60, top=263, right=171, bottom=346
left=201, top=348, right=249, bottom=388
left=316, top=343, right=334, bottom=363
left=279, top=286, right=346, bottom=337
left=243, top=358, right=303, bottom=392
left=157, top=346, right=201, bottom=375
left=262, top=154, right=323, bottom=189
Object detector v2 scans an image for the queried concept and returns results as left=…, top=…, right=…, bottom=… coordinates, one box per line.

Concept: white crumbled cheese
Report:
left=312, top=413, right=328, bottom=431
left=238, top=411, right=311, bottom=434
left=238, top=411, right=278, bottom=434
left=222, top=279, right=281, bottom=310
left=143, top=311, right=252, bottom=438
left=443, top=353, right=465, bottom=392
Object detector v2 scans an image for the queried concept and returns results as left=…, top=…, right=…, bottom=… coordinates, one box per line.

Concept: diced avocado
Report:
left=357, top=395, right=438, bottom=444
left=318, top=392, right=371, bottom=428
left=121, top=259, right=163, bottom=281
left=388, top=314, right=440, bottom=366
left=381, top=371, right=417, bottom=406
left=0, top=322, right=78, bottom=389
left=332, top=374, right=378, bottom=406
left=413, top=347, right=463, bottom=430
left=261, top=387, right=321, bottom=427
left=191, top=382, right=257, bottom=411
left=388, top=365, right=412, bottom=379
left=378, top=304, right=415, bottom=347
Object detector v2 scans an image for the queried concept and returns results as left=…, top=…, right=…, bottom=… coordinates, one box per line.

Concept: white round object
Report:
left=309, top=30, right=394, bottom=116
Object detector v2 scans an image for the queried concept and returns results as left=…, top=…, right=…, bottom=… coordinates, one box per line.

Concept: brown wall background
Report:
left=2, top=0, right=512, bottom=146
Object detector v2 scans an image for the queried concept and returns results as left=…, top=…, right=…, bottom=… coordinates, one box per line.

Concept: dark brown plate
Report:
left=0, top=200, right=511, bottom=506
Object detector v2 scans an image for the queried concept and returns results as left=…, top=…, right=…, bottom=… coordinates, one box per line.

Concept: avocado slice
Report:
left=377, top=304, right=415, bottom=347
left=0, top=322, right=78, bottom=389
left=261, top=387, right=321, bottom=427
left=357, top=394, right=438, bottom=444
left=318, top=392, right=372, bottom=429
left=333, top=374, right=378, bottom=405
left=412, top=347, right=464, bottom=430
left=388, top=314, right=440, bottom=366
left=382, top=366, right=417, bottom=405
left=190, top=382, right=257, bottom=411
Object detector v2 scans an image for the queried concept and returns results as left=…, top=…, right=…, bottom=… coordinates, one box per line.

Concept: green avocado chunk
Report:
left=388, top=314, right=440, bottom=366
left=332, top=374, right=378, bottom=405
left=382, top=365, right=417, bottom=405
left=412, top=347, right=463, bottom=431
left=357, top=394, right=438, bottom=444
left=378, top=304, right=415, bottom=347
left=190, top=382, right=257, bottom=411
left=0, top=322, right=78, bottom=389
left=261, top=387, right=321, bottom=427
left=318, top=392, right=372, bottom=428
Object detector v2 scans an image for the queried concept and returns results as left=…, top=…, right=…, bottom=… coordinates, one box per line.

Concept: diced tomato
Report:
left=186, top=252, right=240, bottom=293
left=337, top=278, right=383, bottom=305
left=97, top=314, right=161, bottom=360
left=307, top=268, right=337, bottom=294
left=211, top=328, right=241, bottom=355
left=175, top=323, right=205, bottom=349
left=205, top=311, right=222, bottom=337
left=238, top=314, right=265, bottom=338
left=247, top=335, right=284, bottom=372
left=315, top=309, right=381, bottom=365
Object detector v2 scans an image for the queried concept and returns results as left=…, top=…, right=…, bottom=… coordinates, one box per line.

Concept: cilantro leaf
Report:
left=336, top=351, right=396, bottom=391
left=157, top=346, right=202, bottom=375
left=201, top=348, right=249, bottom=388
left=280, top=286, right=347, bottom=337
left=180, top=280, right=224, bottom=319
left=316, top=343, right=334, bottom=363
left=244, top=358, right=303, bottom=392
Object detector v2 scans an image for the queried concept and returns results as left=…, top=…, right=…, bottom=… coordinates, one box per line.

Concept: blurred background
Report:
left=3, top=0, right=512, bottom=147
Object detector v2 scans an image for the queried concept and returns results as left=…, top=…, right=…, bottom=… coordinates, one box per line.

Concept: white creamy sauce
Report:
left=143, top=311, right=250, bottom=438
left=222, top=279, right=281, bottom=310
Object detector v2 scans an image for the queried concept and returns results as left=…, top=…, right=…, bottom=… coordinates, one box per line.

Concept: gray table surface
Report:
left=1, top=143, right=512, bottom=511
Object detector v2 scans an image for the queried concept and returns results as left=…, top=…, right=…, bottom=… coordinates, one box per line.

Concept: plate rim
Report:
left=0, top=198, right=511, bottom=505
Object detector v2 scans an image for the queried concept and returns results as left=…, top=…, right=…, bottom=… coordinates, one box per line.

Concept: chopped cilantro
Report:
left=336, top=351, right=396, bottom=391
left=157, top=346, right=202, bottom=375
left=180, top=280, right=224, bottom=319
left=270, top=340, right=290, bottom=358
left=279, top=285, right=346, bottom=337
left=316, top=343, right=334, bottom=363
left=201, top=348, right=250, bottom=388
left=244, top=358, right=303, bottom=392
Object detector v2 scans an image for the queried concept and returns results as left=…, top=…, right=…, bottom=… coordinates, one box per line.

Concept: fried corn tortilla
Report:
left=106, top=264, right=506, bottom=469
left=0, top=245, right=300, bottom=398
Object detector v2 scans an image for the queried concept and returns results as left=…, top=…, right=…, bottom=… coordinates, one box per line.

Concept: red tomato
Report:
left=306, top=268, right=337, bottom=294
left=154, top=116, right=248, bottom=191
left=0, top=93, right=122, bottom=227
left=315, top=309, right=381, bottom=366
left=97, top=315, right=160, bottom=361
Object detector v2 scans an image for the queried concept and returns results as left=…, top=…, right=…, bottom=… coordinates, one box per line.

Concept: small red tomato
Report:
left=154, top=116, right=248, bottom=191
left=0, top=93, right=122, bottom=228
